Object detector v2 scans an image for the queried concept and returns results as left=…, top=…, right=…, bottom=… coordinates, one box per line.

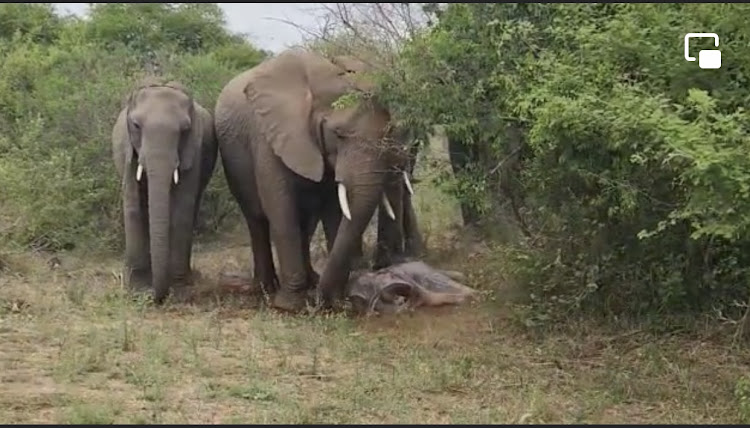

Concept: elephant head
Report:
left=124, top=78, right=203, bottom=303
left=242, top=49, right=415, bottom=304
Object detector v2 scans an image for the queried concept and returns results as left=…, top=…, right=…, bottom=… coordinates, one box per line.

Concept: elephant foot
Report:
left=316, top=284, right=349, bottom=312
left=271, top=287, right=309, bottom=314
left=315, top=292, right=336, bottom=312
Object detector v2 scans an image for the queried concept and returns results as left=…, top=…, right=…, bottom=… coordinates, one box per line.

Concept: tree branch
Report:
left=281, top=3, right=436, bottom=71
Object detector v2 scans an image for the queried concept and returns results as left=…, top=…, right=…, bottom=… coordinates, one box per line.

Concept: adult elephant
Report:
left=372, top=128, right=424, bottom=270
left=215, top=49, right=412, bottom=312
left=112, top=78, right=218, bottom=305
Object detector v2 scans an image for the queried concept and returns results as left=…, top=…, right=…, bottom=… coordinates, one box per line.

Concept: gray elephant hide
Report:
left=346, top=261, right=478, bottom=316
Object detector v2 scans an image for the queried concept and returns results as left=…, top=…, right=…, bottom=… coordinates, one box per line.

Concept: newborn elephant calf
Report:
left=346, top=260, right=478, bottom=316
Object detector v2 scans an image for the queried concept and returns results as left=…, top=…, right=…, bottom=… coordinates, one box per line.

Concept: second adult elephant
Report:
left=215, top=49, right=412, bottom=312
left=112, top=78, right=218, bottom=304
left=373, top=131, right=425, bottom=270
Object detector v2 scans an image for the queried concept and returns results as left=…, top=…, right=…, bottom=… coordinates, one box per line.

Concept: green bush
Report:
left=0, top=4, right=267, bottom=253
left=380, top=3, right=750, bottom=323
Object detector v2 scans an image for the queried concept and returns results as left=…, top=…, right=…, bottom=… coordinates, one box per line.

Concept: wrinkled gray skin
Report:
left=215, top=49, right=413, bottom=312
left=112, top=78, right=218, bottom=304
left=347, top=260, right=477, bottom=316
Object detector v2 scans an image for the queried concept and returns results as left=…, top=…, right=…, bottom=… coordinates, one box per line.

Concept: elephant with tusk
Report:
left=215, top=48, right=415, bottom=313
left=112, top=77, right=218, bottom=305
left=372, top=127, right=425, bottom=271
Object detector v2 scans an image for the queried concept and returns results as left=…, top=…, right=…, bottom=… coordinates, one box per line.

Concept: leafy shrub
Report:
left=0, top=4, right=267, bottom=253
left=380, top=3, right=750, bottom=323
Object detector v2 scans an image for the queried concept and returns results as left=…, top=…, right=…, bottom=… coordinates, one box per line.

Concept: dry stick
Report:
left=277, top=3, right=430, bottom=71
left=735, top=297, right=750, bottom=345
left=488, top=146, right=523, bottom=176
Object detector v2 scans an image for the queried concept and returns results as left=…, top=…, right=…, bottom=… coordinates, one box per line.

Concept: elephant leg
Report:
left=186, top=187, right=203, bottom=280
left=403, top=189, right=424, bottom=257
left=170, top=180, right=199, bottom=289
left=448, top=136, right=481, bottom=228
left=173, top=185, right=205, bottom=288
left=123, top=180, right=151, bottom=292
left=229, top=176, right=277, bottom=293
left=269, top=221, right=309, bottom=312
left=222, top=152, right=278, bottom=293
left=261, top=186, right=309, bottom=313
left=402, top=142, right=424, bottom=257
left=373, top=178, right=405, bottom=270
left=373, top=207, right=398, bottom=270
left=247, top=216, right=277, bottom=294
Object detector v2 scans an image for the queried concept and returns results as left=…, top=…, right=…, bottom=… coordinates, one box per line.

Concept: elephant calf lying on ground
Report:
left=346, top=260, right=478, bottom=316
left=216, top=259, right=477, bottom=315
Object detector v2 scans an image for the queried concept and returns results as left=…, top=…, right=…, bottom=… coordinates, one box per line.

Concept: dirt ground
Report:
left=2, top=137, right=749, bottom=424
left=1, top=234, right=748, bottom=424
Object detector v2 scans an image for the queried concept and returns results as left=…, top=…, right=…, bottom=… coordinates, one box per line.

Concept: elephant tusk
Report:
left=338, top=183, right=352, bottom=221
left=403, top=171, right=414, bottom=195
left=173, top=168, right=179, bottom=185
left=136, top=164, right=143, bottom=182
left=382, top=193, right=396, bottom=220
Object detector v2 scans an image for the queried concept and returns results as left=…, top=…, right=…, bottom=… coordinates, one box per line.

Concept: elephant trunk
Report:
left=146, top=158, right=174, bottom=305
left=318, top=177, right=384, bottom=304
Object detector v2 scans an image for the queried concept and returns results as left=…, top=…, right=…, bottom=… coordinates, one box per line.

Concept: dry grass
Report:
left=1, top=241, right=748, bottom=424
left=1, top=132, right=749, bottom=424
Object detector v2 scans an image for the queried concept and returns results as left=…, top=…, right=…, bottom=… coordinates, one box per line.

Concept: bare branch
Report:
left=282, top=3, right=438, bottom=70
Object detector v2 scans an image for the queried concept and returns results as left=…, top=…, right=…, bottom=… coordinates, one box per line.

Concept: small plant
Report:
left=734, top=375, right=750, bottom=423
left=62, top=402, right=119, bottom=424
left=332, top=91, right=362, bottom=110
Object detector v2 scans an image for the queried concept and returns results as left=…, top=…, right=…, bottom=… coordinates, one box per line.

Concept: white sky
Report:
left=52, top=3, right=322, bottom=52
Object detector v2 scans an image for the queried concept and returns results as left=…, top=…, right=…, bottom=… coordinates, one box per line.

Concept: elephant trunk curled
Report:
left=145, top=149, right=175, bottom=305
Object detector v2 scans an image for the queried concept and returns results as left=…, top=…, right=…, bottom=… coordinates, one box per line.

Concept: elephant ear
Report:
left=179, top=100, right=201, bottom=172
left=120, top=107, right=137, bottom=169
left=244, top=57, right=324, bottom=183
left=124, top=89, right=142, bottom=156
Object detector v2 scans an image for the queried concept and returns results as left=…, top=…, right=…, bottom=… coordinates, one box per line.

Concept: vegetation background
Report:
left=1, top=3, right=750, bottom=424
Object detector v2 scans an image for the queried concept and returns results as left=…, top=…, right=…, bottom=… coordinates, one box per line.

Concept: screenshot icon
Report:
left=684, top=33, right=721, bottom=69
